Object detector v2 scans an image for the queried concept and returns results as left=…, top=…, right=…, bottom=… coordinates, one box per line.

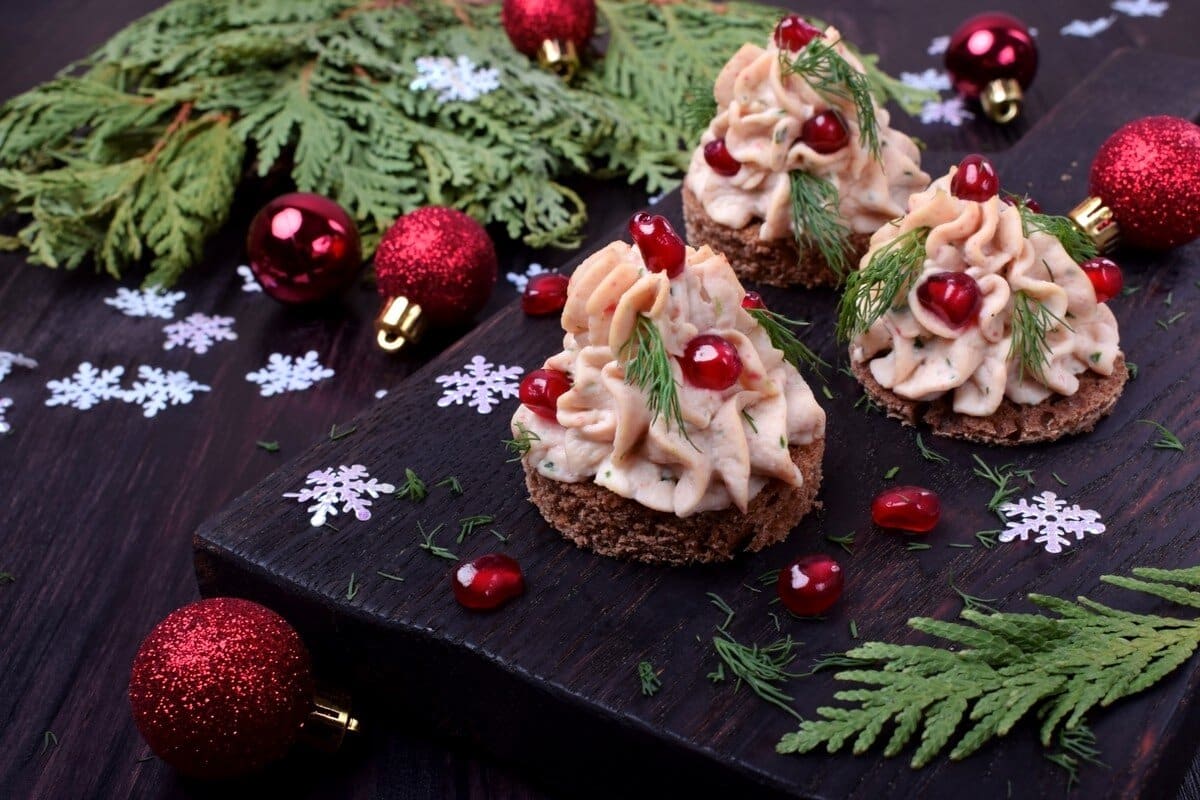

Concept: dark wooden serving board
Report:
left=195, top=51, right=1200, bottom=800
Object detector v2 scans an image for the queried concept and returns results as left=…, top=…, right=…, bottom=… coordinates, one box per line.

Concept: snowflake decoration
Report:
left=120, top=365, right=211, bottom=418
left=998, top=491, right=1106, bottom=554
left=0, top=351, right=38, bottom=384
left=163, top=313, right=237, bottom=354
left=900, top=69, right=952, bottom=93
left=46, top=362, right=125, bottom=410
left=0, top=397, right=11, bottom=434
left=236, top=265, right=263, bottom=293
left=1061, top=17, right=1117, bottom=37
left=374, top=389, right=389, bottom=399
left=920, top=97, right=975, bottom=127
left=505, top=262, right=550, bottom=293
left=104, top=287, right=186, bottom=319
left=246, top=351, right=335, bottom=397
left=435, top=355, right=523, bottom=414
left=647, top=193, right=664, bottom=206
left=927, top=35, right=950, bottom=56
left=1113, top=0, right=1168, bottom=17
left=284, top=464, right=396, bottom=527
left=410, top=55, right=500, bottom=104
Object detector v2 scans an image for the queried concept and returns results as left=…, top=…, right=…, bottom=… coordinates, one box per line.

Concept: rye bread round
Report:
left=682, top=186, right=870, bottom=289
left=851, top=356, right=1129, bottom=445
left=522, top=439, right=824, bottom=565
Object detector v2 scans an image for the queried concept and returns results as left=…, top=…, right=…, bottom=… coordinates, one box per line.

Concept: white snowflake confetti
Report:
left=410, top=55, right=500, bottom=104
left=435, top=355, right=523, bottom=414
left=246, top=351, right=335, bottom=397
left=927, top=35, right=950, bottom=55
left=46, top=362, right=125, bottom=410
left=104, top=287, right=186, bottom=319
left=284, top=464, right=396, bottom=527
left=374, top=389, right=389, bottom=399
left=1112, top=0, right=1168, bottom=17
left=900, top=68, right=952, bottom=93
left=920, top=97, right=975, bottom=126
left=1061, top=16, right=1117, bottom=37
left=163, top=313, right=238, bottom=354
left=120, top=365, right=211, bottom=418
left=505, top=262, right=550, bottom=293
left=0, top=351, right=38, bottom=384
left=236, top=265, right=263, bottom=293
left=998, top=491, right=1106, bottom=555
left=647, top=193, right=664, bottom=206
left=0, top=397, right=11, bottom=434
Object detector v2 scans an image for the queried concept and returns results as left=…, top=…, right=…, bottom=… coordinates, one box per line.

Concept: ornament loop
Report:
left=981, top=78, right=1022, bottom=125
left=1069, top=196, right=1121, bottom=254
left=374, top=296, right=426, bottom=353
left=301, top=689, right=361, bottom=752
left=537, top=39, right=580, bottom=80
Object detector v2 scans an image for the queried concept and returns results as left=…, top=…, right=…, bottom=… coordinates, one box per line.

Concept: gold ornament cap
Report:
left=301, top=689, right=360, bottom=752
left=1068, top=195, right=1121, bottom=254
left=537, top=39, right=580, bottom=80
left=980, top=78, right=1023, bottom=124
left=375, top=295, right=426, bottom=353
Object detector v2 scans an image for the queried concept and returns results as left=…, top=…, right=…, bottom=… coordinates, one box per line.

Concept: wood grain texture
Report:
left=1, top=1, right=1200, bottom=799
left=196, top=50, right=1200, bottom=800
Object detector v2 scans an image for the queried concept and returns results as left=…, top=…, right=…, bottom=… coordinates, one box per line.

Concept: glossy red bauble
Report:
left=871, top=486, right=942, bottom=533
left=1079, top=257, right=1124, bottom=303
left=501, top=0, right=596, bottom=58
left=917, top=272, right=983, bottom=329
left=801, top=110, right=850, bottom=154
left=777, top=554, right=844, bottom=616
left=452, top=554, right=526, bottom=611
left=703, top=138, right=742, bottom=176
left=519, top=368, right=572, bottom=421
left=951, top=154, right=1001, bottom=202
left=246, top=193, right=362, bottom=304
left=945, top=12, right=1038, bottom=99
left=741, top=291, right=766, bottom=310
left=681, top=334, right=742, bottom=390
left=628, top=212, right=686, bottom=278
left=128, top=598, right=313, bottom=779
left=522, top=272, right=570, bottom=316
left=774, top=15, right=822, bottom=52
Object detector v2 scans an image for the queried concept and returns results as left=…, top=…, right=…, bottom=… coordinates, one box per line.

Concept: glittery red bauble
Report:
left=246, top=193, right=363, bottom=304
left=374, top=207, right=497, bottom=327
left=128, top=598, right=313, bottom=779
left=1089, top=116, right=1200, bottom=250
left=501, top=0, right=596, bottom=57
left=945, top=12, right=1037, bottom=99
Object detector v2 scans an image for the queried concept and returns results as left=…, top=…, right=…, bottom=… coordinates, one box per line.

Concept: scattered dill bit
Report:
left=621, top=314, right=692, bottom=444
left=1010, top=291, right=1070, bottom=381
left=948, top=543, right=974, bottom=549
left=711, top=629, right=803, bottom=719
left=457, top=514, right=495, bottom=543
left=255, top=440, right=280, bottom=453
left=707, top=663, right=726, bottom=682
left=769, top=611, right=782, bottom=631
left=1013, top=201, right=1097, bottom=263
left=1052, top=472, right=1068, bottom=487
left=1044, top=722, right=1105, bottom=791
left=1164, top=291, right=1173, bottom=307
left=781, top=37, right=880, bottom=158
left=758, top=569, right=780, bottom=587
left=975, top=530, right=999, bottom=549
left=135, top=754, right=156, bottom=763
left=417, top=521, right=456, bottom=561
left=637, top=660, right=663, bottom=697
left=742, top=581, right=763, bottom=594
left=1121, top=284, right=1141, bottom=296
left=971, top=455, right=1033, bottom=513
left=915, top=432, right=949, bottom=464
left=708, top=591, right=736, bottom=632
left=825, top=532, right=855, bottom=555
left=836, top=364, right=856, bottom=379
left=41, top=731, right=57, bottom=754
left=436, top=475, right=464, bottom=495
left=322, top=522, right=340, bottom=533
left=949, top=575, right=998, bottom=613
left=748, top=306, right=828, bottom=374
left=789, top=170, right=853, bottom=278
left=1157, top=311, right=1186, bottom=330
left=1138, top=419, right=1185, bottom=451
left=740, top=409, right=759, bottom=433
left=346, top=572, right=359, bottom=600
left=905, top=542, right=932, bottom=552
left=0, top=571, right=14, bottom=585
left=1126, top=361, right=1139, bottom=380
left=803, top=653, right=874, bottom=676
left=837, top=227, right=930, bottom=341
left=394, top=468, right=428, bottom=502
left=504, top=422, right=540, bottom=461
left=821, top=385, right=835, bottom=401
left=854, top=392, right=881, bottom=414
left=883, top=466, right=900, bottom=480
left=849, top=619, right=859, bottom=639
left=329, top=423, right=356, bottom=441
left=376, top=570, right=405, bottom=582
left=779, top=435, right=787, bottom=449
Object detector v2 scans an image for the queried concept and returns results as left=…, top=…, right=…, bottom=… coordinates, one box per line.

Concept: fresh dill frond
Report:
left=637, top=660, right=663, bottom=697
left=1010, top=291, right=1071, bottom=382
left=781, top=38, right=880, bottom=158
left=376, top=570, right=405, bottom=582
left=1012, top=199, right=1098, bottom=264
left=255, top=439, right=280, bottom=453
left=708, top=591, right=736, bottom=632
left=1138, top=419, right=1185, bottom=451
left=837, top=226, right=930, bottom=341
left=394, top=468, right=427, bottom=502
left=884, top=466, right=900, bottom=480
left=621, top=314, right=691, bottom=444
left=975, top=529, right=999, bottom=549
left=825, top=532, right=855, bottom=554
left=346, top=572, right=359, bottom=600
left=417, top=521, right=456, bottom=561
left=1045, top=722, right=1105, bottom=791
left=503, top=422, right=540, bottom=461
left=436, top=475, right=464, bottom=495
left=915, top=432, right=949, bottom=464
left=949, top=574, right=999, bottom=613
left=971, top=455, right=1031, bottom=513
left=905, top=542, right=932, bottom=552
left=711, top=630, right=803, bottom=719
left=789, top=170, right=853, bottom=279
left=457, top=514, right=495, bottom=543
left=329, top=424, right=356, bottom=441
left=748, top=305, right=828, bottom=374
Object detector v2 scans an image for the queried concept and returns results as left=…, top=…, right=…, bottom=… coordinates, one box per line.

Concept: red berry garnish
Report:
left=916, top=272, right=983, bottom=329
left=681, top=334, right=743, bottom=390
left=774, top=15, right=822, bottom=51
left=871, top=486, right=942, bottom=533
left=741, top=291, right=766, bottom=310
left=777, top=554, right=843, bottom=616
left=950, top=154, right=1000, bottom=202
left=703, top=138, right=741, bottom=176
left=519, top=368, right=571, bottom=421
left=1079, top=257, right=1123, bottom=303
left=801, top=110, right=850, bottom=154
left=1001, top=194, right=1043, bottom=214
left=452, top=554, right=525, bottom=611
left=628, top=212, right=686, bottom=278
left=521, top=272, right=569, bottom=317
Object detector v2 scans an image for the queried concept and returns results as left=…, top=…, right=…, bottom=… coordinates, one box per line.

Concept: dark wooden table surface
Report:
left=2, top=1, right=1199, bottom=799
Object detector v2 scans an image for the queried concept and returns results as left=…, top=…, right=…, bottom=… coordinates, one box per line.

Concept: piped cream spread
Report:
left=511, top=241, right=825, bottom=517
left=849, top=172, right=1122, bottom=416
left=684, top=25, right=929, bottom=240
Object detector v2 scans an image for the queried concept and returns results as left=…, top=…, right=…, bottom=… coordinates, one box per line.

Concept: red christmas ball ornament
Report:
left=1079, top=116, right=1200, bottom=250
left=374, top=207, right=497, bottom=352
left=128, top=598, right=314, bottom=779
left=945, top=12, right=1037, bottom=124
left=872, top=486, right=942, bottom=533
left=452, top=554, right=526, bottom=611
left=777, top=554, right=844, bottom=616
left=246, top=193, right=363, bottom=304
left=502, top=0, right=596, bottom=77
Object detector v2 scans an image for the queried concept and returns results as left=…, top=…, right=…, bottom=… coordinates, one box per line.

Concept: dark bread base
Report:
left=523, top=440, right=824, bottom=565
left=682, top=186, right=869, bottom=289
left=851, top=357, right=1129, bottom=445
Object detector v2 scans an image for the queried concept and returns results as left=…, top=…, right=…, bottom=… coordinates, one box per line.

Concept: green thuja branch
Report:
left=777, top=566, right=1200, bottom=770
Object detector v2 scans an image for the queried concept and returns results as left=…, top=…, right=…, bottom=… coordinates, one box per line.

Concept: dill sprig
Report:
left=826, top=532, right=855, bottom=555
left=417, top=522, right=457, bottom=561
left=1044, top=722, right=1105, bottom=790
left=975, top=529, right=1000, bottom=549
left=712, top=630, right=803, bottom=719
left=708, top=591, right=736, bottom=632
left=1011, top=199, right=1098, bottom=264
left=329, top=424, right=356, bottom=441
left=748, top=306, right=828, bottom=374
left=346, top=572, right=359, bottom=601
left=1138, top=419, right=1185, bottom=451
left=394, top=468, right=427, bottom=502
left=376, top=570, right=405, bottom=582
left=971, top=455, right=1034, bottom=514
left=789, top=170, right=853, bottom=279
left=436, top=475, right=464, bottom=495
left=949, top=575, right=999, bottom=613
left=255, top=439, right=280, bottom=453
left=781, top=38, right=880, bottom=159
left=504, top=422, right=540, bottom=461
left=457, top=514, right=495, bottom=543
left=1010, top=291, right=1071, bottom=382
left=637, top=660, right=662, bottom=697
left=915, top=432, right=949, bottom=464
left=620, top=314, right=691, bottom=443
left=837, top=227, right=930, bottom=341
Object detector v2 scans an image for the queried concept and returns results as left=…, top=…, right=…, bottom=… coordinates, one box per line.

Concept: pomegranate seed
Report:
left=871, top=486, right=941, bottom=533
left=777, top=554, right=843, bottom=616
left=774, top=15, right=822, bottom=51
left=681, top=334, right=743, bottom=390
left=1001, top=194, right=1043, bottom=214
left=522, top=272, right=569, bottom=316
left=916, top=272, right=983, bottom=329
left=801, top=110, right=850, bottom=154
left=950, top=154, right=1000, bottom=202
left=519, top=368, right=571, bottom=421
left=452, top=554, right=525, bottom=611
left=628, top=212, right=686, bottom=278
left=1079, top=257, right=1123, bottom=303
left=703, top=138, right=741, bottom=176
left=741, top=291, right=766, bottom=310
